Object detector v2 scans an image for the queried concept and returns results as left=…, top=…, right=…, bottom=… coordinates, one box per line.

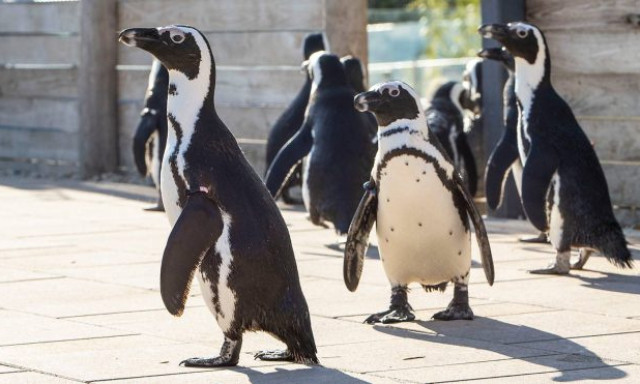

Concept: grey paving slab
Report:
left=0, top=364, right=22, bottom=374
left=0, top=267, right=60, bottom=283
left=0, top=372, right=79, bottom=384
left=376, top=353, right=627, bottom=383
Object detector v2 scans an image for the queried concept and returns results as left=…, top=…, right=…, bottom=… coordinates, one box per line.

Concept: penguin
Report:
left=133, top=59, right=168, bottom=211
left=425, top=81, right=478, bottom=196
left=119, top=25, right=317, bottom=366
left=461, top=58, right=483, bottom=119
left=341, top=55, right=378, bottom=153
left=346, top=81, right=494, bottom=322
left=479, top=22, right=633, bottom=274
left=265, top=51, right=375, bottom=235
left=479, top=47, right=549, bottom=245
left=264, top=33, right=326, bottom=204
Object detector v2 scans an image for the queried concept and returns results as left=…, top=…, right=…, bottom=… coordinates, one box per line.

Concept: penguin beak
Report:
left=478, top=24, right=510, bottom=43
left=119, top=28, right=162, bottom=49
left=354, top=91, right=381, bottom=113
left=477, top=48, right=502, bottom=61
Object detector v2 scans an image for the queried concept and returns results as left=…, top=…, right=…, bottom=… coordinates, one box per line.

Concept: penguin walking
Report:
left=133, top=59, right=168, bottom=211
left=479, top=22, right=633, bottom=274
left=264, top=33, right=325, bottom=204
left=479, top=47, right=549, bottom=245
left=346, top=81, right=494, bottom=322
left=119, top=25, right=317, bottom=366
left=265, top=51, right=375, bottom=235
left=425, top=81, right=478, bottom=196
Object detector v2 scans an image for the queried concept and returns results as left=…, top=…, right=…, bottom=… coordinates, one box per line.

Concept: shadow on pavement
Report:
left=567, top=270, right=640, bottom=295
left=373, top=318, right=627, bottom=382
left=236, top=365, right=373, bottom=384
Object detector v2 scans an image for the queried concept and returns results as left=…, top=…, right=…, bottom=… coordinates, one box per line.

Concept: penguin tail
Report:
left=596, top=224, right=633, bottom=269
left=287, top=326, right=319, bottom=364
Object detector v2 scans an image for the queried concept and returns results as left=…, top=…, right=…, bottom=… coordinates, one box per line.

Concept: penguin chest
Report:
left=376, top=156, right=471, bottom=286
left=160, top=148, right=181, bottom=225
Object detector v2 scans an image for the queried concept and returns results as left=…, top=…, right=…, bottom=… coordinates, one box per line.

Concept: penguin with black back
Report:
left=341, top=55, right=378, bottom=152
left=479, top=47, right=549, bottom=245
left=425, top=81, right=478, bottom=196
left=264, top=33, right=325, bottom=204
left=479, top=22, right=633, bottom=273
left=133, top=59, right=169, bottom=211
left=265, top=51, right=375, bottom=235
left=119, top=25, right=317, bottom=367
left=346, top=81, right=494, bottom=322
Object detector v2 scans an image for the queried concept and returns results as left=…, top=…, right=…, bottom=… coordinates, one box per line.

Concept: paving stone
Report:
left=454, top=363, right=639, bottom=383
left=0, top=364, right=22, bottom=374
left=0, top=267, right=60, bottom=283
left=0, top=372, right=78, bottom=383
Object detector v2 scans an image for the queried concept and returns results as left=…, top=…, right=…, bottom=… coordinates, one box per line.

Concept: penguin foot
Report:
left=432, top=302, right=474, bottom=321
left=364, top=305, right=415, bottom=324
left=144, top=204, right=165, bottom=212
left=254, top=349, right=293, bottom=362
left=571, top=249, right=592, bottom=270
left=529, top=264, right=570, bottom=275
left=179, top=355, right=238, bottom=368
left=519, top=233, right=549, bottom=244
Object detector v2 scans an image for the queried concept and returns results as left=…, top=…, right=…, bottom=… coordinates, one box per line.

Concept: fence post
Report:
left=78, top=0, right=119, bottom=178
left=480, top=0, right=526, bottom=219
left=324, top=0, right=369, bottom=77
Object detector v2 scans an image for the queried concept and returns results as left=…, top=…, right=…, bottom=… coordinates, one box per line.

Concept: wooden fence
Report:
left=0, top=0, right=367, bottom=176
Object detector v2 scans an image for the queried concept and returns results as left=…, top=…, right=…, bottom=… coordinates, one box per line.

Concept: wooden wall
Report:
left=0, top=0, right=367, bottom=176
left=527, top=0, right=640, bottom=226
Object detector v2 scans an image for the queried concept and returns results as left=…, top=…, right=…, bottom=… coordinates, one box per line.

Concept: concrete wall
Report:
left=527, top=0, right=640, bottom=226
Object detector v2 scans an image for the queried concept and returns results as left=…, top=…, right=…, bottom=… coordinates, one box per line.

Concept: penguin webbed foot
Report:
left=364, top=304, right=415, bottom=324
left=143, top=204, right=165, bottom=212
left=519, top=232, right=549, bottom=244
left=254, top=349, right=294, bottom=362
left=529, top=263, right=570, bottom=275
left=180, top=355, right=238, bottom=368
left=570, top=249, right=592, bottom=270
left=432, top=302, right=474, bottom=321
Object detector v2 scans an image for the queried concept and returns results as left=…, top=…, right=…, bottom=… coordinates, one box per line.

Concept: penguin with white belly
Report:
left=119, top=25, right=317, bottom=367
left=346, top=81, right=494, bottom=322
left=479, top=22, right=633, bottom=274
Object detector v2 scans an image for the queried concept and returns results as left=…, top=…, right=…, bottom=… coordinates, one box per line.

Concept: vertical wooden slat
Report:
left=79, top=0, right=118, bottom=177
left=481, top=0, right=526, bottom=219
left=324, top=0, right=369, bottom=73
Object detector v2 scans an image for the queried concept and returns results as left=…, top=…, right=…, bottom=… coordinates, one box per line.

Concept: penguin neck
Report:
left=448, top=82, right=465, bottom=117
left=514, top=47, right=551, bottom=119
left=378, top=112, right=428, bottom=141
left=166, top=56, right=218, bottom=144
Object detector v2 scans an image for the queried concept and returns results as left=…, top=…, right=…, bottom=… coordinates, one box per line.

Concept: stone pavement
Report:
left=0, top=176, right=639, bottom=384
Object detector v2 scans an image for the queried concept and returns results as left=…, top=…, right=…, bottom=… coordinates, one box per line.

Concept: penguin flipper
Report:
left=265, top=119, right=313, bottom=199
left=455, top=174, right=494, bottom=285
left=161, top=192, right=223, bottom=316
left=133, top=114, right=158, bottom=175
left=456, top=132, right=478, bottom=196
left=344, top=182, right=378, bottom=292
left=521, top=143, right=559, bottom=232
left=485, top=139, right=519, bottom=210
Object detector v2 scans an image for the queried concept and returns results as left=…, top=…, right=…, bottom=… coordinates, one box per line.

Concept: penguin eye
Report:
left=389, top=88, right=400, bottom=97
left=515, top=27, right=529, bottom=39
left=169, top=30, right=185, bottom=44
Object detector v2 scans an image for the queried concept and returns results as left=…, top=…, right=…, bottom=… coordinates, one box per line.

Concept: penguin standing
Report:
left=265, top=51, right=375, bottom=234
left=264, top=33, right=325, bottom=204
left=133, top=59, right=168, bottom=211
left=119, top=25, right=317, bottom=366
left=346, top=81, right=494, bottom=322
left=479, top=22, right=632, bottom=274
left=341, top=55, right=378, bottom=154
left=479, top=47, right=549, bottom=244
left=425, top=81, right=478, bottom=196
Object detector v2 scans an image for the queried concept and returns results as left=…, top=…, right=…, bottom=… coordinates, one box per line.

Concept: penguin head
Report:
left=341, top=56, right=367, bottom=94
left=119, top=25, right=210, bottom=80
left=478, top=47, right=515, bottom=72
left=478, top=22, right=544, bottom=65
left=302, top=32, right=326, bottom=60
left=461, top=59, right=482, bottom=116
left=306, top=51, right=348, bottom=92
left=354, top=81, right=421, bottom=127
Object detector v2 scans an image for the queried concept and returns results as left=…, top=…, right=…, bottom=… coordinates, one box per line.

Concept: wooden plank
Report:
left=0, top=35, right=79, bottom=64
left=0, top=125, right=78, bottom=162
left=0, top=1, right=79, bottom=34
left=527, top=0, right=640, bottom=32
left=0, top=67, right=77, bottom=98
left=579, top=118, right=640, bottom=163
left=544, top=30, right=640, bottom=75
left=118, top=31, right=311, bottom=67
left=325, top=0, right=368, bottom=68
left=602, top=161, right=640, bottom=207
left=553, top=73, right=640, bottom=118
left=0, top=98, right=78, bottom=132
left=118, top=0, right=323, bottom=32
left=117, top=67, right=305, bottom=108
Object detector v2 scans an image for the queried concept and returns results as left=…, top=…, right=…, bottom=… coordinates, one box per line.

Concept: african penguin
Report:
left=341, top=55, right=378, bottom=153
left=264, top=33, right=326, bottom=204
left=265, top=51, right=375, bottom=235
left=345, top=81, right=494, bottom=322
left=425, top=81, right=478, bottom=196
left=461, top=58, right=483, bottom=119
left=479, top=47, right=549, bottom=244
left=119, top=25, right=317, bottom=366
left=133, top=59, right=169, bottom=211
left=479, top=22, right=632, bottom=273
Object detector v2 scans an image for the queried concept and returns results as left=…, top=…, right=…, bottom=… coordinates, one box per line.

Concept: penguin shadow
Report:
left=565, top=269, right=640, bottom=296
left=325, top=242, right=380, bottom=260
left=372, top=318, right=627, bottom=382
left=233, top=365, right=372, bottom=384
